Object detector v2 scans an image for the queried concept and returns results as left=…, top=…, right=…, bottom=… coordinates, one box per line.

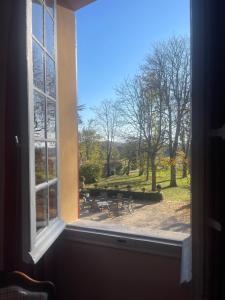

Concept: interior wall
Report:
left=1, top=0, right=27, bottom=272
left=0, top=1, right=9, bottom=270
left=52, top=238, right=191, bottom=300
left=57, top=4, right=79, bottom=222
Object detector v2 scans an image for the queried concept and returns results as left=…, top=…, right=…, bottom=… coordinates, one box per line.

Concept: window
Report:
left=24, top=0, right=64, bottom=263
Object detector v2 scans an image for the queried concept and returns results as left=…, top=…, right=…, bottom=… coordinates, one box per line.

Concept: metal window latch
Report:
left=208, top=218, right=222, bottom=232
left=210, top=124, right=225, bottom=140
left=15, top=136, right=20, bottom=147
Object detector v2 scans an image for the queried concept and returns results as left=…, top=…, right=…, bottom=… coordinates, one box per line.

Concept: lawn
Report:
left=86, top=169, right=191, bottom=202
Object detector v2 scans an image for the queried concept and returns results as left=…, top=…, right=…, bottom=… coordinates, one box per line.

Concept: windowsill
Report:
left=66, top=219, right=190, bottom=259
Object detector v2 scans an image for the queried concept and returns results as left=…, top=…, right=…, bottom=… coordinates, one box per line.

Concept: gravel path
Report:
left=80, top=200, right=191, bottom=234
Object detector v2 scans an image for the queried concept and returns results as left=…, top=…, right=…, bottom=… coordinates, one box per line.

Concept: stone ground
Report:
left=80, top=199, right=191, bottom=234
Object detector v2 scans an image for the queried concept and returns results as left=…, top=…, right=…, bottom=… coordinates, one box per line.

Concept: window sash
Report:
left=26, top=0, right=63, bottom=259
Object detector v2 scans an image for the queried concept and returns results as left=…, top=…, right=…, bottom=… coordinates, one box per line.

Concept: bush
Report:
left=87, top=188, right=163, bottom=201
left=80, top=163, right=101, bottom=184
left=103, top=161, right=123, bottom=176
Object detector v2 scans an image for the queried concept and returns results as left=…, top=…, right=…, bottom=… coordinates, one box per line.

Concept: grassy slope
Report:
left=87, top=169, right=191, bottom=202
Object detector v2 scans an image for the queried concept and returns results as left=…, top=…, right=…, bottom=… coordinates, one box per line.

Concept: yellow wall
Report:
left=57, top=4, right=79, bottom=222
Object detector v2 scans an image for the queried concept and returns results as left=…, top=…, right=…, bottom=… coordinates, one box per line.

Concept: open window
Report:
left=23, top=0, right=65, bottom=263
left=75, top=0, right=191, bottom=257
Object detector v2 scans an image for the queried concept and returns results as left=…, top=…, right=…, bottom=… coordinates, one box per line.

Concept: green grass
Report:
left=86, top=169, right=191, bottom=202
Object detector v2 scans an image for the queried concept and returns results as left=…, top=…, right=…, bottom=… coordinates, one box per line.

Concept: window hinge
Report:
left=210, top=124, right=225, bottom=140
left=208, top=218, right=222, bottom=232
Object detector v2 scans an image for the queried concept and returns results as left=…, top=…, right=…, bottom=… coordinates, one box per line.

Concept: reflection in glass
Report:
left=32, top=0, right=43, bottom=44
left=34, top=91, right=46, bottom=138
left=46, top=55, right=56, bottom=98
left=45, top=0, right=54, bottom=17
left=48, top=142, right=57, bottom=180
left=45, top=10, right=54, bottom=57
left=47, top=100, right=56, bottom=139
left=33, top=40, right=45, bottom=91
left=36, top=188, right=48, bottom=232
left=35, top=142, right=47, bottom=184
left=49, top=183, right=57, bottom=219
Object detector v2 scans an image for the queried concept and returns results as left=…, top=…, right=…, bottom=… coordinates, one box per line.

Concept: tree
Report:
left=116, top=76, right=146, bottom=177
left=180, top=107, right=191, bottom=178
left=77, top=104, right=85, bottom=125
left=93, top=100, right=120, bottom=177
left=120, top=138, right=138, bottom=175
left=144, top=37, right=191, bottom=187
left=79, top=120, right=101, bottom=165
left=140, top=75, right=167, bottom=190
left=117, top=75, right=166, bottom=191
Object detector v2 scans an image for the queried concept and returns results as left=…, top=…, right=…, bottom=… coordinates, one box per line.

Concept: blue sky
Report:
left=76, top=0, right=190, bottom=122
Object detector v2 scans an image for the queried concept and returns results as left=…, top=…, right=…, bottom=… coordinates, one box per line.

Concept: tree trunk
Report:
left=127, top=160, right=131, bottom=175
left=106, top=155, right=110, bottom=177
left=146, top=151, right=150, bottom=181
left=151, top=157, right=156, bottom=191
left=170, top=164, right=177, bottom=187
left=182, top=158, right=188, bottom=178
left=138, top=134, right=143, bottom=176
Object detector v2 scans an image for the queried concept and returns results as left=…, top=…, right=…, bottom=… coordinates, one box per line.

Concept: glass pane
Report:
left=48, top=142, right=57, bottom=180
left=45, top=10, right=54, bottom=57
left=35, top=142, right=47, bottom=185
left=45, top=0, right=54, bottom=17
left=47, top=99, right=56, bottom=139
left=32, top=0, right=43, bottom=44
left=49, top=183, right=57, bottom=219
left=46, top=55, right=56, bottom=98
left=34, top=91, right=46, bottom=138
left=36, top=188, right=48, bottom=232
left=33, top=40, right=45, bottom=91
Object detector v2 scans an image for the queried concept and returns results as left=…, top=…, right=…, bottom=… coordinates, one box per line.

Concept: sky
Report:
left=76, top=0, right=190, bottom=123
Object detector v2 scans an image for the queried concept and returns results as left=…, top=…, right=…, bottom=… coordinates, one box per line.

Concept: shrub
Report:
left=127, top=185, right=132, bottom=191
left=80, top=163, right=101, bottom=184
left=103, top=161, right=123, bottom=176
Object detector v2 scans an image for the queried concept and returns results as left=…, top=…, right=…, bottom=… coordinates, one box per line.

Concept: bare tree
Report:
left=144, top=37, right=191, bottom=187
left=117, top=75, right=166, bottom=191
left=180, top=108, right=191, bottom=178
left=116, top=76, right=145, bottom=176
left=139, top=74, right=166, bottom=190
left=93, top=100, right=120, bottom=177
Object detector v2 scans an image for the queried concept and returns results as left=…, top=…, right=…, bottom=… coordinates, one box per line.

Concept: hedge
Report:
left=85, top=188, right=163, bottom=202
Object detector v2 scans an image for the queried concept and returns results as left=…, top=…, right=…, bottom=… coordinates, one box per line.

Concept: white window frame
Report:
left=24, top=0, right=64, bottom=264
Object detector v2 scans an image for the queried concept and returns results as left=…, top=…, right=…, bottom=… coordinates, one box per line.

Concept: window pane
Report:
left=35, top=142, right=47, bottom=185
left=36, top=188, right=48, bottom=232
left=33, top=40, right=45, bottom=91
left=45, top=0, right=54, bottom=17
left=46, top=55, right=56, bottom=98
left=45, top=10, right=54, bottom=57
left=48, top=142, right=57, bottom=180
left=49, top=183, right=57, bottom=219
left=34, top=91, right=46, bottom=138
left=47, top=99, right=56, bottom=139
left=32, top=0, right=43, bottom=44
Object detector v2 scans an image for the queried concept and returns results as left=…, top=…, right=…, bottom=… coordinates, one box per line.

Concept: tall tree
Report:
left=93, top=100, right=120, bottom=177
left=79, top=120, right=101, bottom=165
left=144, top=37, right=191, bottom=187
left=180, top=107, right=191, bottom=178
left=117, top=75, right=166, bottom=191
left=116, top=76, right=145, bottom=176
